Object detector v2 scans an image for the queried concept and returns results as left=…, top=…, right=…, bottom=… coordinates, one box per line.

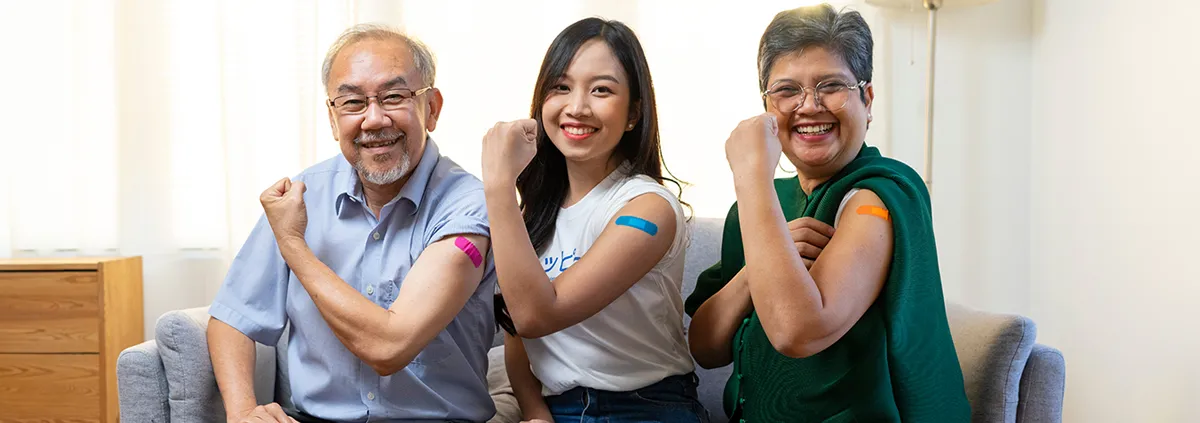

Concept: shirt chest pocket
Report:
left=411, top=331, right=455, bottom=367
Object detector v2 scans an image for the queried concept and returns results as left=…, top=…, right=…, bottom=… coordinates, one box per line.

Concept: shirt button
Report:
left=739, top=397, right=746, bottom=404
left=737, top=373, right=743, bottom=380
left=366, top=285, right=375, bottom=295
left=372, top=232, right=381, bottom=240
left=742, top=317, right=750, bottom=324
left=367, top=392, right=375, bottom=400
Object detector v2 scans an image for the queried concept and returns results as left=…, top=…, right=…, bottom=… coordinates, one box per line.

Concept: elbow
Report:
left=765, top=319, right=835, bottom=359
left=688, top=331, right=732, bottom=369
left=692, top=348, right=732, bottom=369
left=510, top=309, right=560, bottom=339
left=512, top=318, right=553, bottom=339
left=771, top=337, right=826, bottom=359
left=361, top=341, right=412, bottom=376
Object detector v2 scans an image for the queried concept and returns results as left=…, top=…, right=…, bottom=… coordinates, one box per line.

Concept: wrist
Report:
left=484, top=181, right=518, bottom=199
left=275, top=234, right=308, bottom=256
left=732, top=169, right=774, bottom=192
left=224, top=400, right=257, bottom=421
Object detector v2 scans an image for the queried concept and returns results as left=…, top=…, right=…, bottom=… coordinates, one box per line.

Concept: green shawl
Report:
left=685, top=145, right=970, bottom=422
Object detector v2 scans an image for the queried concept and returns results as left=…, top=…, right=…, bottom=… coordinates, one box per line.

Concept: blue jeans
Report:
left=544, top=373, right=711, bottom=423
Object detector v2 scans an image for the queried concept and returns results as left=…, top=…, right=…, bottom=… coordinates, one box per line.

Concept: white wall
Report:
left=1031, top=0, right=1200, bottom=421
left=875, top=0, right=1035, bottom=316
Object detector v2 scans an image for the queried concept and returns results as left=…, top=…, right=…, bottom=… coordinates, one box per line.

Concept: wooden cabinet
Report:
left=0, top=257, right=143, bottom=423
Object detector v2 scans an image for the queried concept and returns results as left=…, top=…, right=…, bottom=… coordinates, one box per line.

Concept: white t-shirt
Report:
left=522, top=164, right=695, bottom=395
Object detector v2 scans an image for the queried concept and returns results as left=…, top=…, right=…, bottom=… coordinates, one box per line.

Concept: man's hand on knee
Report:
left=228, top=403, right=298, bottom=423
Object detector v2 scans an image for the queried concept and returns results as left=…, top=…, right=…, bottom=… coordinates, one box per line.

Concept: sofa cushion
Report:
left=946, top=304, right=1038, bottom=423
left=486, top=346, right=521, bottom=423
left=157, top=307, right=276, bottom=421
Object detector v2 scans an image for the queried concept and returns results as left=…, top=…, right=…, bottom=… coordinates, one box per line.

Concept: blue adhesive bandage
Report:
left=615, top=216, right=658, bottom=236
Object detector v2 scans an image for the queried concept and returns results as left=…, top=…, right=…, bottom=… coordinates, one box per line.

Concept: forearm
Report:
left=732, top=174, right=826, bottom=335
left=276, top=237, right=407, bottom=365
left=688, top=269, right=753, bottom=369
left=504, top=335, right=553, bottom=421
left=207, top=318, right=260, bottom=419
left=484, top=185, right=559, bottom=334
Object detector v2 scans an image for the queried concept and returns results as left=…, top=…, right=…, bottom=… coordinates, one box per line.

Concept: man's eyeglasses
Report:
left=328, top=86, right=433, bottom=115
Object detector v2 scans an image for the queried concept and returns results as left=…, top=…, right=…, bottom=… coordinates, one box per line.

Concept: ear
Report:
left=424, top=88, right=444, bottom=133
left=863, top=82, right=875, bottom=125
left=327, top=102, right=340, bottom=142
left=625, top=100, right=641, bottom=131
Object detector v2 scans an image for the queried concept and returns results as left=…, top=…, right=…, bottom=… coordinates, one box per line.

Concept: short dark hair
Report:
left=758, top=4, right=874, bottom=96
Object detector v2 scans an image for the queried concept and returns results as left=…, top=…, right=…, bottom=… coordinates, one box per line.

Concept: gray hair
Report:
left=757, top=4, right=873, bottom=93
left=321, top=23, right=437, bottom=89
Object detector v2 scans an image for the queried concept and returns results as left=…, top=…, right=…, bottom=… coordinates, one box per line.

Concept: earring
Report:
left=778, top=158, right=796, bottom=174
left=626, top=123, right=635, bottom=130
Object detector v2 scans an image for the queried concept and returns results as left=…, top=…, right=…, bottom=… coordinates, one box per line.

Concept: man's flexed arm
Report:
left=259, top=177, right=489, bottom=375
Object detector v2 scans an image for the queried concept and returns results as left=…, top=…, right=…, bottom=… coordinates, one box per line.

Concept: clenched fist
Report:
left=481, top=119, right=540, bottom=187
left=260, top=177, right=307, bottom=244
left=725, top=112, right=785, bottom=179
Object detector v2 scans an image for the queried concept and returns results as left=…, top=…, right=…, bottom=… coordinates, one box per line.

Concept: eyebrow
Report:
left=771, top=73, right=855, bottom=87
left=590, top=75, right=621, bottom=84
left=336, top=76, right=409, bottom=94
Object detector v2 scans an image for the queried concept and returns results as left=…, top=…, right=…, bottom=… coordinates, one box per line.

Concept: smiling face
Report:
left=325, top=38, right=441, bottom=186
left=765, top=46, right=874, bottom=177
left=540, top=38, right=637, bottom=169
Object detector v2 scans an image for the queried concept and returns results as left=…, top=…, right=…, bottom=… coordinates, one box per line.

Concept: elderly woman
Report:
left=685, top=4, right=971, bottom=422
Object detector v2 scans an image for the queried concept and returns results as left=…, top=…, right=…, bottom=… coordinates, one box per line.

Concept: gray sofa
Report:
left=118, top=217, right=1065, bottom=422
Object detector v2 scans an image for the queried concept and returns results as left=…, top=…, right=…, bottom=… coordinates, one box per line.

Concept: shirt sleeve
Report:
left=594, top=178, right=689, bottom=262
left=424, top=187, right=491, bottom=246
left=208, top=214, right=289, bottom=346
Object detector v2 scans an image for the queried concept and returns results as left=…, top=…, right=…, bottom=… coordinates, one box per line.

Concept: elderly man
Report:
left=207, top=24, right=497, bottom=423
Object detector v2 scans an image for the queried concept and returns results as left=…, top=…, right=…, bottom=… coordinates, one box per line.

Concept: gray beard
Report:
left=353, top=131, right=411, bottom=185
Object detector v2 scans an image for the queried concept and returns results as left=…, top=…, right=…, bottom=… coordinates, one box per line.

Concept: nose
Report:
left=564, top=90, right=591, bottom=118
left=360, top=98, right=392, bottom=131
left=795, top=89, right=822, bottom=115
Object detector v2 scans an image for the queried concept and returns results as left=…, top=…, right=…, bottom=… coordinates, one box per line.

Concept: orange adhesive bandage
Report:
left=856, top=205, right=890, bottom=221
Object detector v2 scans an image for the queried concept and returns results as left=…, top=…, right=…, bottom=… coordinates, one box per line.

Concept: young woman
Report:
left=685, top=4, right=971, bottom=422
left=480, top=17, right=706, bottom=423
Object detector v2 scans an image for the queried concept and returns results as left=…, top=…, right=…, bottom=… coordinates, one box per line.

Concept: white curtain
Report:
left=0, top=0, right=888, bottom=338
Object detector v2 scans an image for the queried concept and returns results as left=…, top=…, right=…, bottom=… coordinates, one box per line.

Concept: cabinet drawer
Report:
left=0, top=272, right=100, bottom=353
left=0, top=354, right=101, bottom=422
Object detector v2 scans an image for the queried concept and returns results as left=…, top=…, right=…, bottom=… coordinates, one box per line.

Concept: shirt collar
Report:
left=335, top=136, right=442, bottom=217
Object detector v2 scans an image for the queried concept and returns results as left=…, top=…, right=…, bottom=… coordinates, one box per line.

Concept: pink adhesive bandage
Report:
left=455, top=236, right=483, bottom=268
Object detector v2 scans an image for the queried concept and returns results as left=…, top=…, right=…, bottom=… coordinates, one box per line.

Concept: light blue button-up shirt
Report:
left=210, top=139, right=497, bottom=422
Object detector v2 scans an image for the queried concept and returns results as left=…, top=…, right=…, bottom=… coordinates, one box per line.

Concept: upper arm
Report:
left=542, top=192, right=678, bottom=331
left=388, top=233, right=491, bottom=350
left=806, top=189, right=893, bottom=343
left=208, top=214, right=289, bottom=346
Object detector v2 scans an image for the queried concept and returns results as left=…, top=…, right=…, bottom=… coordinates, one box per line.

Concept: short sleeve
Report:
left=424, top=187, right=491, bottom=246
left=208, top=214, right=289, bottom=346
left=595, top=178, right=688, bottom=262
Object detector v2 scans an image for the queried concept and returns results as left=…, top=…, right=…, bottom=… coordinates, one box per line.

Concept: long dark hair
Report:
left=495, top=17, right=684, bottom=336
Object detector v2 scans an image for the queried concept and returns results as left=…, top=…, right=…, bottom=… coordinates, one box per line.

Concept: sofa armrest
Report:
left=1017, top=343, right=1066, bottom=423
left=946, top=303, right=1038, bottom=423
left=156, top=306, right=279, bottom=421
left=117, top=340, right=170, bottom=422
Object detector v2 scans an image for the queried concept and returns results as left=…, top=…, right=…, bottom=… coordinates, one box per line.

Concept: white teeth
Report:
left=795, top=123, right=834, bottom=135
left=361, top=139, right=397, bottom=148
left=564, top=126, right=597, bottom=136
